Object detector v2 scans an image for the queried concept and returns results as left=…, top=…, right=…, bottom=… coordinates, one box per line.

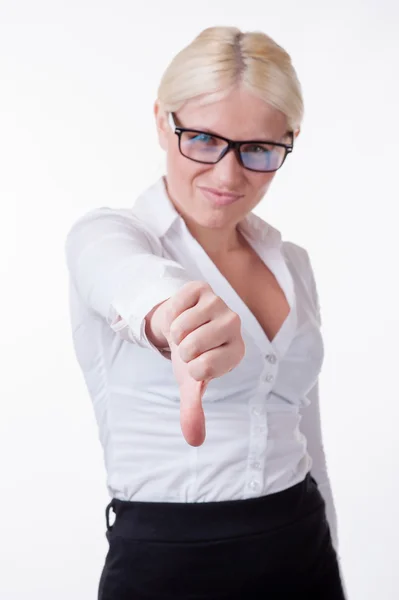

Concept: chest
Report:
left=94, top=232, right=323, bottom=406
left=214, top=248, right=291, bottom=344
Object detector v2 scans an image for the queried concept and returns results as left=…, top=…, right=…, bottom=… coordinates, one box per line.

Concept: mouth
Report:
left=198, top=186, right=243, bottom=206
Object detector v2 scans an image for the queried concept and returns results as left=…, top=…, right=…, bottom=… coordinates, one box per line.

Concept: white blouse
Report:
left=65, top=176, right=338, bottom=553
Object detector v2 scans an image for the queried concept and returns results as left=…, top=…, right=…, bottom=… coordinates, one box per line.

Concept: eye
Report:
left=188, top=133, right=214, bottom=143
left=245, top=144, right=272, bottom=153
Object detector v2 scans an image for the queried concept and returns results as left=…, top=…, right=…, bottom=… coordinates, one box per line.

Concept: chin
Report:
left=195, top=209, right=238, bottom=230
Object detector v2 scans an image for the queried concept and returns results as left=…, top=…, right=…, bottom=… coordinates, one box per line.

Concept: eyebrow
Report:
left=173, top=114, right=291, bottom=143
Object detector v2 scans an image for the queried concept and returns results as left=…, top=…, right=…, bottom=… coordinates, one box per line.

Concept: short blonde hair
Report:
left=157, top=26, right=304, bottom=131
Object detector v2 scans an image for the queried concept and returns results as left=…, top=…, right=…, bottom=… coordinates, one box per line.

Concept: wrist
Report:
left=144, top=298, right=172, bottom=349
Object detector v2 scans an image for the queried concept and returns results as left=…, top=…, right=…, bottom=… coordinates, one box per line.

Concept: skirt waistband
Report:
left=105, top=473, right=325, bottom=543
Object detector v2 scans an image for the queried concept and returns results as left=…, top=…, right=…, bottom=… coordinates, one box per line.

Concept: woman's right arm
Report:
left=64, top=207, right=193, bottom=352
left=65, top=206, right=246, bottom=446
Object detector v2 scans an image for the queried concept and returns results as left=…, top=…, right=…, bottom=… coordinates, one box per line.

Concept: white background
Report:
left=2, top=1, right=399, bottom=598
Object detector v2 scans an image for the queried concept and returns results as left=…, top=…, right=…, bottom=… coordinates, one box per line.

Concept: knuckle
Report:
left=190, top=280, right=211, bottom=294
left=188, top=368, right=203, bottom=382
left=175, top=281, right=209, bottom=306
left=197, top=356, right=214, bottom=380
left=228, top=311, right=241, bottom=326
left=203, top=295, right=220, bottom=312
left=169, top=311, right=193, bottom=345
left=169, top=320, right=180, bottom=338
left=221, top=311, right=241, bottom=335
left=169, top=314, right=188, bottom=343
left=198, top=280, right=212, bottom=291
left=204, top=291, right=225, bottom=312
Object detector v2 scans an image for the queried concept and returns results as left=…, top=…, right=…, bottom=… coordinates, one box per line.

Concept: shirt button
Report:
left=251, top=461, right=261, bottom=470
left=248, top=480, right=260, bottom=491
left=266, top=353, right=277, bottom=364
left=252, top=406, right=262, bottom=416
left=265, top=374, right=274, bottom=383
left=255, top=424, right=266, bottom=435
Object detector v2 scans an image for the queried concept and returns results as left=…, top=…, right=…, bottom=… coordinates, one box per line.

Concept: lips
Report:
left=199, top=186, right=243, bottom=206
left=199, top=186, right=242, bottom=200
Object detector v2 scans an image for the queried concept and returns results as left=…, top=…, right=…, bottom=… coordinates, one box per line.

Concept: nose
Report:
left=211, top=147, right=245, bottom=186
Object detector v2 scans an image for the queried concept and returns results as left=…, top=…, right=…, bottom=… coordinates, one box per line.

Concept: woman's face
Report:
left=155, top=85, right=297, bottom=233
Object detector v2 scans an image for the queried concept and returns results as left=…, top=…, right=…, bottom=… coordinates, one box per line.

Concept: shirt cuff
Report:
left=108, top=274, right=192, bottom=352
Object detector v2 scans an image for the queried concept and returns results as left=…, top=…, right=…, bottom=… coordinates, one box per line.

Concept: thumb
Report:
left=167, top=337, right=209, bottom=447
left=179, top=378, right=208, bottom=447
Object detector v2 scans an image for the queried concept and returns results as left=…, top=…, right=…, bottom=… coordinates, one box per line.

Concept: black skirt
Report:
left=98, top=472, right=345, bottom=599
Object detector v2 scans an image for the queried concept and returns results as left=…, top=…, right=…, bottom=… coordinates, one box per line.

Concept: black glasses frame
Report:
left=169, top=112, right=294, bottom=173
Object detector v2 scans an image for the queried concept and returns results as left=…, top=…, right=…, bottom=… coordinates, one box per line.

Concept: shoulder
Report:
left=65, top=206, right=163, bottom=254
left=281, top=239, right=318, bottom=294
left=282, top=239, right=321, bottom=321
left=281, top=240, right=311, bottom=274
left=67, top=205, right=151, bottom=233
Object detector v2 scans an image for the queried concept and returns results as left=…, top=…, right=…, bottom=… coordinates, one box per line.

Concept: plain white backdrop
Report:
left=2, top=1, right=399, bottom=598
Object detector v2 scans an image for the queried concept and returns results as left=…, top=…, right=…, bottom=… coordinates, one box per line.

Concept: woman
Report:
left=65, top=26, right=346, bottom=599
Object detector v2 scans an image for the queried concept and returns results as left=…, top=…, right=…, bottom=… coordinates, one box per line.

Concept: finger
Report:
left=185, top=342, right=243, bottom=382
left=177, top=316, right=234, bottom=363
left=165, top=282, right=211, bottom=337
left=179, top=379, right=208, bottom=447
left=169, top=305, right=210, bottom=346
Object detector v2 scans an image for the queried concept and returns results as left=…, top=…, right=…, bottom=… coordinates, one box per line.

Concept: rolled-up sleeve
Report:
left=64, top=207, right=193, bottom=350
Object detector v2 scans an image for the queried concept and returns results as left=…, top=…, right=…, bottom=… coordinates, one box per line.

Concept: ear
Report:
left=293, top=126, right=301, bottom=141
left=154, top=100, right=170, bottom=151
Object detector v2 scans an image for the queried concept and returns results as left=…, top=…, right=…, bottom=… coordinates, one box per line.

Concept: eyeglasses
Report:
left=168, top=112, right=294, bottom=173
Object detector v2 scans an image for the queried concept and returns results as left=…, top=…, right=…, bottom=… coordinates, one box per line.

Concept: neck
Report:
left=183, top=218, right=247, bottom=261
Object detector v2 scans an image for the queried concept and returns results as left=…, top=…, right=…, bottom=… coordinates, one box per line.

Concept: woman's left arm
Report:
left=300, top=379, right=338, bottom=552
left=297, top=247, right=338, bottom=549
left=301, top=376, right=349, bottom=598
left=300, top=249, right=348, bottom=596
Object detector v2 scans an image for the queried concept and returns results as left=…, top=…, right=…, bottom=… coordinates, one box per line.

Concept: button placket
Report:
left=247, top=390, right=268, bottom=494
left=263, top=352, right=278, bottom=384
left=254, top=423, right=267, bottom=435
left=265, top=353, right=277, bottom=365
left=248, top=480, right=260, bottom=492
left=251, top=461, right=261, bottom=471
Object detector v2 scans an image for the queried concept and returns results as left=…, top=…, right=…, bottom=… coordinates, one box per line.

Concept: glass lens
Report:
left=240, top=143, right=286, bottom=172
left=180, top=131, right=227, bottom=163
left=179, top=131, right=287, bottom=172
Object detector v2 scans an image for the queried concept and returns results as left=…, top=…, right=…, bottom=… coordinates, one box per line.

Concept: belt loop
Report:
left=105, top=499, right=115, bottom=532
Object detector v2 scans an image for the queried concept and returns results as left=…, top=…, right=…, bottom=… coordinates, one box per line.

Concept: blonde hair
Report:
left=157, top=26, right=304, bottom=131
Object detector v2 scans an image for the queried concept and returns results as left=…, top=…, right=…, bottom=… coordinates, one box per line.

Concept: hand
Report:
left=162, top=281, right=245, bottom=447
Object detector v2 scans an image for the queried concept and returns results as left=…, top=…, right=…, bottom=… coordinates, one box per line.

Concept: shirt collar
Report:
left=132, top=176, right=282, bottom=249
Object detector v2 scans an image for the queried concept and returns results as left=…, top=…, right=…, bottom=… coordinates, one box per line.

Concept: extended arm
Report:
left=64, top=207, right=192, bottom=352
